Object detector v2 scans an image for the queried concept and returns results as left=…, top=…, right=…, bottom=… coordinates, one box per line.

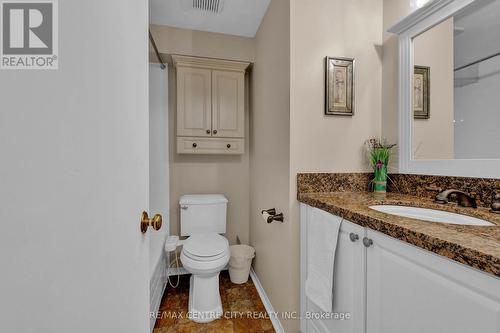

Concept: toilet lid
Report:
left=183, top=233, right=229, bottom=257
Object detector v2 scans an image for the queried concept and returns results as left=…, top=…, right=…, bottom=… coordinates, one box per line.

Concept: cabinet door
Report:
left=176, top=67, right=212, bottom=137
left=211, top=70, right=245, bottom=138
left=301, top=205, right=366, bottom=333
left=366, top=229, right=500, bottom=333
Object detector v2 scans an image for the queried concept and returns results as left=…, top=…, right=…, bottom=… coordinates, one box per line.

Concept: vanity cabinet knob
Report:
left=192, top=143, right=197, bottom=148
left=213, top=130, right=218, bottom=135
left=349, top=233, right=359, bottom=242
left=491, top=192, right=500, bottom=213
left=227, top=144, right=231, bottom=149
left=363, top=237, right=373, bottom=248
left=206, top=129, right=211, bottom=134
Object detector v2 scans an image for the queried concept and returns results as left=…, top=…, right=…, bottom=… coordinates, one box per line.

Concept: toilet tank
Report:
left=179, top=194, right=228, bottom=236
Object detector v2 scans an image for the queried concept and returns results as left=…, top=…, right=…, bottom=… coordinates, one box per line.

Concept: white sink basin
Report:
left=369, top=205, right=494, bottom=226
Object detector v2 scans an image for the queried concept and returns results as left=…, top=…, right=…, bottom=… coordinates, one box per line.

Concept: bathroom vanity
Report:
left=293, top=2, right=500, bottom=331
left=299, top=192, right=500, bottom=333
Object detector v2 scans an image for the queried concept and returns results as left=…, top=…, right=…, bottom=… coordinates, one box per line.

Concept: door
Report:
left=366, top=229, right=500, bottom=333
left=211, top=70, right=245, bottom=138
left=176, top=67, right=212, bottom=137
left=0, top=1, right=151, bottom=332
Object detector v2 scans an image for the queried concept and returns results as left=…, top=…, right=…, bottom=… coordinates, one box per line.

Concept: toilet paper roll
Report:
left=262, top=211, right=271, bottom=223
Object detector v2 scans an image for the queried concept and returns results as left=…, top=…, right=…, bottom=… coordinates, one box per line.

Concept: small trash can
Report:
left=228, top=245, right=255, bottom=284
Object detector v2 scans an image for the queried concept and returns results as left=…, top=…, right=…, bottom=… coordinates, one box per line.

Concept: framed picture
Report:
left=413, top=66, right=430, bottom=119
left=325, top=57, right=355, bottom=116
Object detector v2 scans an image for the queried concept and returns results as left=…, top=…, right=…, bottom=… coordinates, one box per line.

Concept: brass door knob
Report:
left=213, top=130, right=218, bottom=135
left=206, top=129, right=211, bottom=134
left=140, top=211, right=162, bottom=233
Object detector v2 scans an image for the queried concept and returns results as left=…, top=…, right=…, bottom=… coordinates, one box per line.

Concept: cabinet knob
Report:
left=213, top=130, right=218, bottom=135
left=192, top=143, right=197, bottom=148
left=206, top=129, right=211, bottom=134
left=349, top=233, right=359, bottom=242
left=362, top=237, right=373, bottom=248
left=227, top=144, right=231, bottom=149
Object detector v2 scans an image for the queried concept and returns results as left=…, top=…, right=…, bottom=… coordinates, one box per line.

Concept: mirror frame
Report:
left=388, top=0, right=500, bottom=178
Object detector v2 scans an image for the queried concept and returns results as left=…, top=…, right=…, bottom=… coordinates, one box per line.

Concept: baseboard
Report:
left=250, top=268, right=285, bottom=333
left=150, top=251, right=167, bottom=332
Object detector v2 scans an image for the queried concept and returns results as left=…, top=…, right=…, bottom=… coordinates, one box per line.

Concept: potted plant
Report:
left=365, top=138, right=396, bottom=193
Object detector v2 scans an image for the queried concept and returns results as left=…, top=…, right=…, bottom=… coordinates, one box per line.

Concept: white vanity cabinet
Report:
left=172, top=55, right=249, bottom=155
left=365, top=228, right=500, bottom=333
left=300, top=204, right=500, bottom=333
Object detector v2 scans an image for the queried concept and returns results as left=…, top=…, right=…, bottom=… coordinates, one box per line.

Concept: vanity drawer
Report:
left=177, top=137, right=244, bottom=155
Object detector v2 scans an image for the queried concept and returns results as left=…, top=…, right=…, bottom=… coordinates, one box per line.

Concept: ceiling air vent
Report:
left=190, top=0, right=225, bottom=13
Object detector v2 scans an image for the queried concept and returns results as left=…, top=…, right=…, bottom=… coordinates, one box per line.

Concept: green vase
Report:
left=373, top=164, right=388, bottom=193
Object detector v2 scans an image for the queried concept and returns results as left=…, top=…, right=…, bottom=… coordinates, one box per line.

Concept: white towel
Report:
left=305, top=207, right=342, bottom=313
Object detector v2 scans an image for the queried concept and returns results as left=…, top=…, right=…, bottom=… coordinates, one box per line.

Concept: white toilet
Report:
left=178, top=194, right=230, bottom=323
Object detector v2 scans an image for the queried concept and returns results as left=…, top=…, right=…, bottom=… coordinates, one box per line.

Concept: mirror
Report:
left=412, top=0, right=500, bottom=160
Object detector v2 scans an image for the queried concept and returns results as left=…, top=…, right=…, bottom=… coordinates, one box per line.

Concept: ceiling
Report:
left=150, top=0, right=271, bottom=38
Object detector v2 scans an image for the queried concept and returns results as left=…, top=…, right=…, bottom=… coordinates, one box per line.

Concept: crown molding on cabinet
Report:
left=171, top=54, right=250, bottom=72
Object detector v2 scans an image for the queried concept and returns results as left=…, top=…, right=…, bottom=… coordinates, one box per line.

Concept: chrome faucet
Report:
left=435, top=189, right=477, bottom=208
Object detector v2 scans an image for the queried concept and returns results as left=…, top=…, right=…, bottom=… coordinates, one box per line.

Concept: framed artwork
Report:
left=413, top=66, right=430, bottom=119
left=325, top=57, right=355, bottom=116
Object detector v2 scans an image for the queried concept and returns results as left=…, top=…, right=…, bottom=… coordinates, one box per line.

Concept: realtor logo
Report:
left=1, top=0, right=58, bottom=69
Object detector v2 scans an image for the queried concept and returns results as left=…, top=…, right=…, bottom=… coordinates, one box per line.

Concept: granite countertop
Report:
left=298, top=191, right=500, bottom=277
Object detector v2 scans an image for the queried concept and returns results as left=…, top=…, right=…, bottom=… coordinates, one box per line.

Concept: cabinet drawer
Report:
left=177, top=137, right=244, bottom=155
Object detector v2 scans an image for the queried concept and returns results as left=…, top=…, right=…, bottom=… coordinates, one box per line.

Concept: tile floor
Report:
left=153, top=271, right=276, bottom=333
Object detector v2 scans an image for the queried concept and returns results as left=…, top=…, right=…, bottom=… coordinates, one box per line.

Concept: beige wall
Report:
left=288, top=1, right=383, bottom=332
left=150, top=25, right=255, bottom=62
left=249, top=0, right=293, bottom=331
left=413, top=18, right=455, bottom=159
left=290, top=0, right=383, bottom=173
left=250, top=1, right=384, bottom=332
left=152, top=25, right=255, bottom=245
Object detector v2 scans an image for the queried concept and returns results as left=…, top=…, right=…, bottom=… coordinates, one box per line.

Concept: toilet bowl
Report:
left=180, top=232, right=230, bottom=323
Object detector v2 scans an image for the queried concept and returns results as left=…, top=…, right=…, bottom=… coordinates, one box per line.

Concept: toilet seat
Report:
left=182, top=233, right=229, bottom=261
left=182, top=248, right=229, bottom=262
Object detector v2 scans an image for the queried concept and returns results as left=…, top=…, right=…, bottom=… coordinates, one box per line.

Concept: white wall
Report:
left=0, top=1, right=150, bottom=332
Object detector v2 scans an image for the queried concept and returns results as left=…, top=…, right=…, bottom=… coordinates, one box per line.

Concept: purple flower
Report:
left=376, top=160, right=384, bottom=169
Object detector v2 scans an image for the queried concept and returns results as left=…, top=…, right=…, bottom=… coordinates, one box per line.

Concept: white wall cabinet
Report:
left=300, top=204, right=500, bottom=333
left=172, top=55, right=249, bottom=154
